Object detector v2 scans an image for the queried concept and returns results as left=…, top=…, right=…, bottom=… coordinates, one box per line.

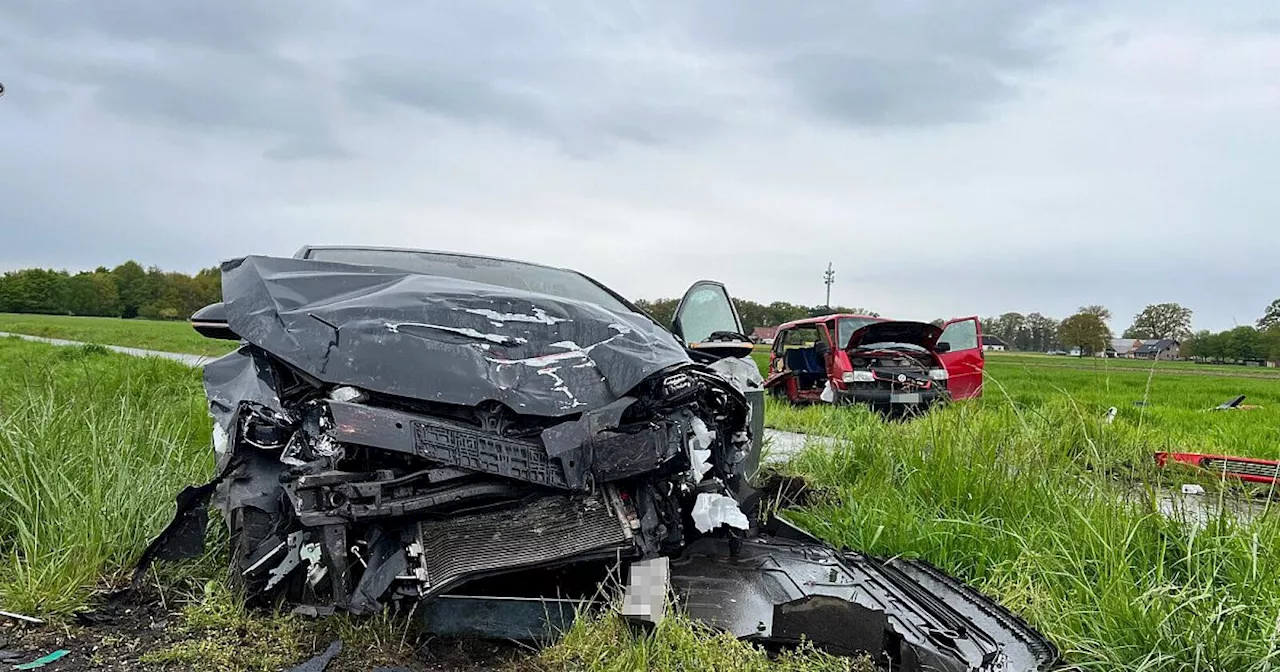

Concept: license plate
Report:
left=890, top=393, right=921, bottom=403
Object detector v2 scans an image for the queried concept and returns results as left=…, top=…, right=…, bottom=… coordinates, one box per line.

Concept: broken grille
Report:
left=1201, top=458, right=1280, bottom=480
left=413, top=489, right=633, bottom=597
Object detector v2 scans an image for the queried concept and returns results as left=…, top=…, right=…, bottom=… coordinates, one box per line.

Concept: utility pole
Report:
left=823, top=262, right=835, bottom=309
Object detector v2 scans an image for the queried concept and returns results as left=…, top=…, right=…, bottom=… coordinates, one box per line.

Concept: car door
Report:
left=671, top=281, right=754, bottom=359
left=936, top=316, right=984, bottom=399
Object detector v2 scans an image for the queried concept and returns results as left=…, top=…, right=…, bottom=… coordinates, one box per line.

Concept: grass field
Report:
left=0, top=313, right=238, bottom=357
left=3, top=333, right=1280, bottom=669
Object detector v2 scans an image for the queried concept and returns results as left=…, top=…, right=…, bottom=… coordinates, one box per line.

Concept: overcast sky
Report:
left=2, top=1, right=1276, bottom=332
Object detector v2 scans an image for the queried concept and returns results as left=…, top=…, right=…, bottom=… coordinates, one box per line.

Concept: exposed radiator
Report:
left=414, top=488, right=633, bottom=597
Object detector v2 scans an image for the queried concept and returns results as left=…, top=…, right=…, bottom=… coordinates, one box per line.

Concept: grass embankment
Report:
left=757, top=346, right=1280, bottom=668
left=770, top=398, right=1280, bottom=670
left=0, top=338, right=212, bottom=615
left=991, top=351, right=1280, bottom=379
left=6, top=335, right=1280, bottom=669
left=762, top=352, right=1280, bottom=460
left=0, top=313, right=237, bottom=357
left=0, top=337, right=847, bottom=670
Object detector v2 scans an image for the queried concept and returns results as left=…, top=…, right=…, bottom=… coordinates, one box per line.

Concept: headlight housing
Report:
left=843, top=370, right=875, bottom=383
left=929, top=368, right=949, bottom=381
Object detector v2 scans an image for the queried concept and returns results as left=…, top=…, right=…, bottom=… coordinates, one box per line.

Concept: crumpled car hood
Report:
left=218, top=255, right=692, bottom=416
left=844, top=320, right=943, bottom=352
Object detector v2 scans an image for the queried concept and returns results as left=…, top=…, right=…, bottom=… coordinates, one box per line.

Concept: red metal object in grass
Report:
left=1155, top=451, right=1280, bottom=485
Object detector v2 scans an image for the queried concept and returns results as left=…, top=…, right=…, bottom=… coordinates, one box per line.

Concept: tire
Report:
left=229, top=506, right=307, bottom=606
left=229, top=506, right=279, bottom=604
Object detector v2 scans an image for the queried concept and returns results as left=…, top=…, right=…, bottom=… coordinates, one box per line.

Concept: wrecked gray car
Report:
left=141, top=247, right=1058, bottom=671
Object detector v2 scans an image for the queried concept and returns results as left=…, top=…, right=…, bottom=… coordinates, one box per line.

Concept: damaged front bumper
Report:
left=420, top=519, right=1058, bottom=672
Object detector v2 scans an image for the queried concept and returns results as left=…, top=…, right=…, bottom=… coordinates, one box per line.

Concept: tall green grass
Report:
left=0, top=313, right=237, bottom=357
left=765, top=355, right=1280, bottom=460
left=773, top=399, right=1280, bottom=670
left=0, top=338, right=214, bottom=615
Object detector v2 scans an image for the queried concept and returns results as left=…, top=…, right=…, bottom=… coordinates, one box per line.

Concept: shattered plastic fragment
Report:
left=266, top=532, right=304, bottom=590
left=212, top=423, right=229, bottom=457
left=687, top=418, right=714, bottom=482
left=14, top=650, right=70, bottom=670
left=286, top=639, right=342, bottom=672
left=691, top=493, right=750, bottom=533
left=329, top=386, right=367, bottom=403
left=707, top=356, right=765, bottom=391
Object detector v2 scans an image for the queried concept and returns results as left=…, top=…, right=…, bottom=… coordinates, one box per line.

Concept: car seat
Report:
left=784, top=348, right=827, bottom=389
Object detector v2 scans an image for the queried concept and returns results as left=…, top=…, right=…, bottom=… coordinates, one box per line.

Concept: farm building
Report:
left=981, top=335, right=1009, bottom=351
left=1133, top=339, right=1181, bottom=360
left=751, top=326, right=779, bottom=345
left=1108, top=338, right=1143, bottom=358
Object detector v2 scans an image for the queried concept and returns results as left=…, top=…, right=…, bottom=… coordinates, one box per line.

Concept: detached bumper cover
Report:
left=421, top=521, right=1058, bottom=672
left=671, top=531, right=1057, bottom=672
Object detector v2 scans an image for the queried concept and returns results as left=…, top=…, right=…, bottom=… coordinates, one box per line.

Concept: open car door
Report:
left=936, top=316, right=984, bottom=399
left=671, top=280, right=754, bottom=359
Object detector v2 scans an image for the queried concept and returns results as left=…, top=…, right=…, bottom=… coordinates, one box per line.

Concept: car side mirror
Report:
left=190, top=302, right=240, bottom=341
left=935, top=341, right=951, bottom=353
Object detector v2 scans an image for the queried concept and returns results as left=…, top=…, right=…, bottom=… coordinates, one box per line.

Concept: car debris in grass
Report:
left=1155, top=451, right=1280, bottom=485
left=134, top=246, right=1059, bottom=671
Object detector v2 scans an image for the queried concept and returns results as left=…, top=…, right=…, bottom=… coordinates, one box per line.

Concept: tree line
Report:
left=1040, top=300, right=1280, bottom=361
left=0, top=262, right=221, bottom=320
left=5, top=257, right=1279, bottom=362
left=635, top=298, right=877, bottom=334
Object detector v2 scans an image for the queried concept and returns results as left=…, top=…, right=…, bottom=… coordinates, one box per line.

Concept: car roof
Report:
left=776, top=314, right=885, bottom=330
left=294, top=245, right=573, bottom=274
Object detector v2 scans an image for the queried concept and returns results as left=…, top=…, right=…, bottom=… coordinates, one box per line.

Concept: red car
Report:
left=764, top=314, right=985, bottom=410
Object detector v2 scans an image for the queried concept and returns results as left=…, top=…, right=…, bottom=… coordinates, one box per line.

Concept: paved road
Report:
left=0, top=331, right=218, bottom=367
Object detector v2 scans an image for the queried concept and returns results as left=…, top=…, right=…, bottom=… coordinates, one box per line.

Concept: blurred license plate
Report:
left=890, top=393, right=921, bottom=403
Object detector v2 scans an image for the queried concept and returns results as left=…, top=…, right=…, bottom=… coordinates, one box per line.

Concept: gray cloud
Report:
left=681, top=1, right=1071, bottom=126
left=1, top=1, right=1277, bottom=333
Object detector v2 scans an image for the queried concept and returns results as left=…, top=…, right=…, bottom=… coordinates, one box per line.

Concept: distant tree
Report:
left=1123, top=303, right=1193, bottom=340
left=1182, top=330, right=1215, bottom=359
left=1058, top=312, right=1111, bottom=356
left=1258, top=299, right=1280, bottom=331
left=1221, top=326, right=1264, bottom=361
left=931, top=318, right=945, bottom=327
left=1026, top=312, right=1061, bottom=352
left=111, top=261, right=150, bottom=319
left=1264, top=326, right=1280, bottom=362
left=987, top=312, right=1028, bottom=350
left=634, top=298, right=678, bottom=328
left=0, top=269, right=70, bottom=314
left=64, top=271, right=120, bottom=317
left=1079, top=305, right=1112, bottom=323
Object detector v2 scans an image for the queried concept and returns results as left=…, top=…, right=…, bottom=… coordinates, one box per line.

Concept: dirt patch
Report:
left=0, top=592, right=528, bottom=671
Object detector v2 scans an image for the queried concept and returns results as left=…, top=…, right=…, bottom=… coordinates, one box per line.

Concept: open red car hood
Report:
left=844, top=320, right=943, bottom=352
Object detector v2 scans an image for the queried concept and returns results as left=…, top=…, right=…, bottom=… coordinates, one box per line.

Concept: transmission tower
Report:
left=823, top=262, right=835, bottom=309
